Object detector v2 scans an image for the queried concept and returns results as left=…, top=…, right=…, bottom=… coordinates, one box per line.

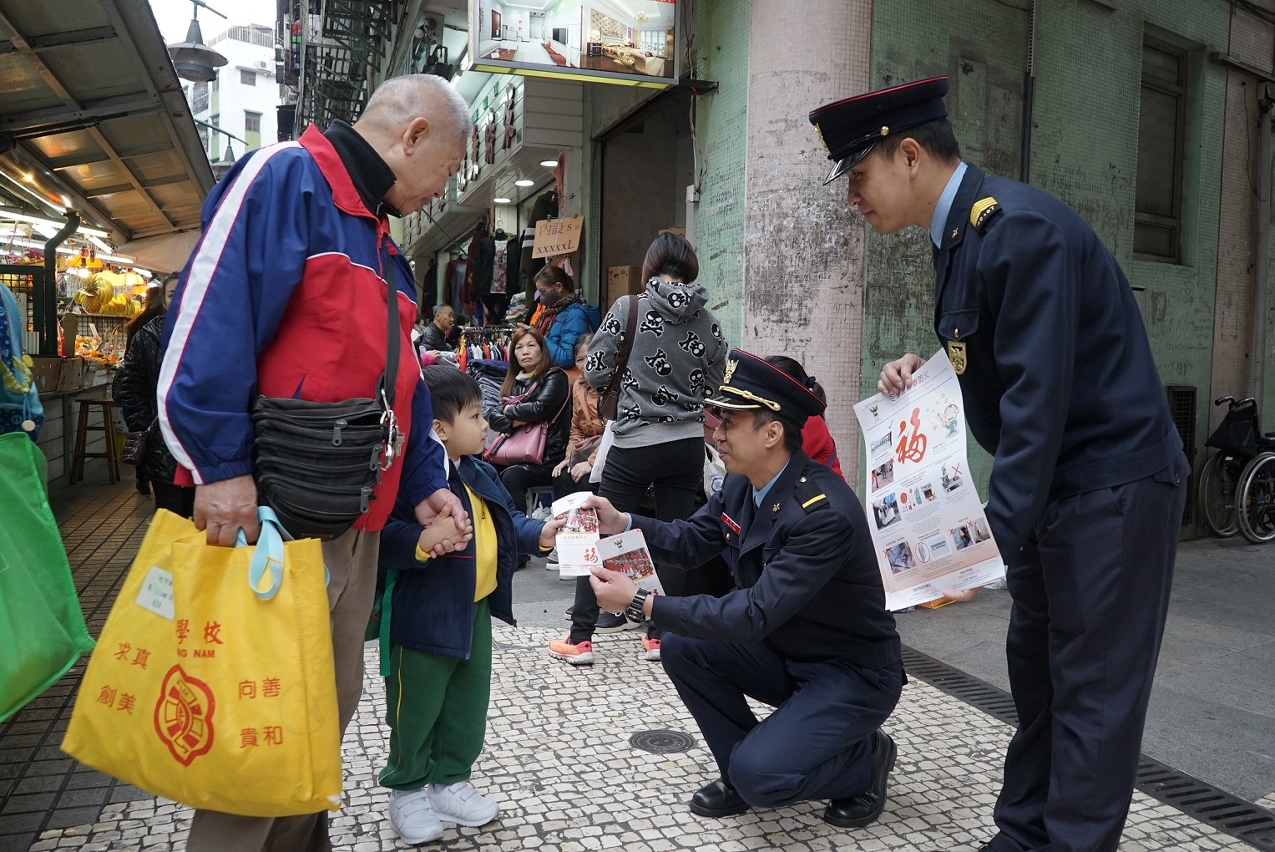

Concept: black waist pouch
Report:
left=250, top=253, right=403, bottom=539
left=251, top=396, right=388, bottom=539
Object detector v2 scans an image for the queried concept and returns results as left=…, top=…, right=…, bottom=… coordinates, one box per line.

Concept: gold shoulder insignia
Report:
left=970, top=197, right=1002, bottom=233
left=793, top=477, right=829, bottom=514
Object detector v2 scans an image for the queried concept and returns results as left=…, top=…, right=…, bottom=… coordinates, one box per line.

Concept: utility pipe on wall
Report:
left=1251, top=88, right=1272, bottom=409
left=39, top=212, right=78, bottom=356
left=1014, top=0, right=1035, bottom=184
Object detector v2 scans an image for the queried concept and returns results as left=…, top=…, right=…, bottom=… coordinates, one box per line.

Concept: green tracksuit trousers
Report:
left=379, top=598, right=492, bottom=790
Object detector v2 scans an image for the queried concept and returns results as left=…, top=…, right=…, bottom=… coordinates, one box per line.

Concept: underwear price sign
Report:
left=532, top=216, right=583, bottom=258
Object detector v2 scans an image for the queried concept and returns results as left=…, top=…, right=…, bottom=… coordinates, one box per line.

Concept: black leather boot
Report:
left=689, top=778, right=750, bottom=818
left=824, top=729, right=896, bottom=828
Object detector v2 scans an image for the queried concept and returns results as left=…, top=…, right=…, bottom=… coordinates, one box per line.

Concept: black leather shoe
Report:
left=824, top=729, right=896, bottom=828
left=689, top=778, right=751, bottom=818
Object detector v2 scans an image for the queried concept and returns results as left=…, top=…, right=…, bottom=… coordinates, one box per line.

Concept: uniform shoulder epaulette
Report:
left=970, top=197, right=1002, bottom=233
left=793, top=475, right=829, bottom=513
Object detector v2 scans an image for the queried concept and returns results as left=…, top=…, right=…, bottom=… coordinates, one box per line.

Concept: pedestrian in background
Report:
left=532, top=265, right=599, bottom=368
left=486, top=324, right=571, bottom=554
left=116, top=273, right=193, bottom=516
left=812, top=75, right=1186, bottom=852
left=114, top=282, right=166, bottom=496
left=552, top=232, right=728, bottom=665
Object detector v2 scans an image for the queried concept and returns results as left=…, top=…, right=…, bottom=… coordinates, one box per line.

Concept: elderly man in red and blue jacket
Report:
left=157, top=74, right=472, bottom=852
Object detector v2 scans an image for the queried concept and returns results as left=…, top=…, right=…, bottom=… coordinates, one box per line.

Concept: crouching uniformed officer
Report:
left=588, top=349, right=903, bottom=828
left=809, top=78, right=1187, bottom=852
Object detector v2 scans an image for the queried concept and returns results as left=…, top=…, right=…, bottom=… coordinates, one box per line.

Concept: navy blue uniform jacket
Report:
left=379, top=456, right=544, bottom=660
left=934, top=164, right=1181, bottom=569
left=639, top=451, right=900, bottom=668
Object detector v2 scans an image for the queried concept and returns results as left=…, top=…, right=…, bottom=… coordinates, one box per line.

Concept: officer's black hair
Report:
left=877, top=117, right=962, bottom=165
left=751, top=410, right=804, bottom=455
left=422, top=365, right=483, bottom=424
left=641, top=232, right=700, bottom=284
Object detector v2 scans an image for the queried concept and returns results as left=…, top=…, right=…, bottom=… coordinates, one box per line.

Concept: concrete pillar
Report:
left=741, top=0, right=874, bottom=486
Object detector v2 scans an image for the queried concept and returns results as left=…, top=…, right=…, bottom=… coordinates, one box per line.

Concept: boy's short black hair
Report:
left=422, top=366, right=483, bottom=423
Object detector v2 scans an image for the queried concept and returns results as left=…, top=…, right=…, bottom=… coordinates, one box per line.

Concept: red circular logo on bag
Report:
left=153, top=665, right=216, bottom=766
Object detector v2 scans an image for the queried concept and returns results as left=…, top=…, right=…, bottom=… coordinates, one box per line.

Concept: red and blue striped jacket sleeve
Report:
left=156, top=144, right=312, bottom=485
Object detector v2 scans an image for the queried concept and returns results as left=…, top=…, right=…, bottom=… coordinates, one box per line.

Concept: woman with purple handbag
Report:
left=484, top=325, right=571, bottom=566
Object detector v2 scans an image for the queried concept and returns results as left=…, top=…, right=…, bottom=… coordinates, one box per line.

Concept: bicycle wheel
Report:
left=1198, top=450, right=1241, bottom=537
left=1237, top=452, right=1275, bottom=544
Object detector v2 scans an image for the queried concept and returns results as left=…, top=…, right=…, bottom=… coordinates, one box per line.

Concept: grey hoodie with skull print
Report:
left=584, top=277, right=728, bottom=449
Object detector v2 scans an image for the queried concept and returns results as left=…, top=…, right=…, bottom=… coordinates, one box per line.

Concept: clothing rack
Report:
left=456, top=325, right=514, bottom=371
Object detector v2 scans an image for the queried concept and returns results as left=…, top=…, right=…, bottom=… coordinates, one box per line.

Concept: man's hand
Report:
left=538, top=516, right=566, bottom=550
left=589, top=566, right=638, bottom=613
left=878, top=353, right=926, bottom=398
left=415, top=488, right=471, bottom=558
left=582, top=494, right=628, bottom=535
left=570, top=461, right=592, bottom=482
left=195, top=475, right=259, bottom=546
left=418, top=502, right=473, bottom=556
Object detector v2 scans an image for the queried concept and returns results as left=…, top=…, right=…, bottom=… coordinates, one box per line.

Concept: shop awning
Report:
left=0, top=0, right=213, bottom=243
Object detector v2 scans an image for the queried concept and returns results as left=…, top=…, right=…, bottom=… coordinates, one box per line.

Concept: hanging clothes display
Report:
left=444, top=257, right=469, bottom=311
left=455, top=325, right=512, bottom=373
left=483, top=228, right=511, bottom=323
left=519, top=190, right=558, bottom=304
left=461, top=225, right=488, bottom=318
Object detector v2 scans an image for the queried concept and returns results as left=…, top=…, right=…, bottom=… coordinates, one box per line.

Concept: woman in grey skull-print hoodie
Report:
left=565, top=233, right=727, bottom=658
left=585, top=273, right=727, bottom=450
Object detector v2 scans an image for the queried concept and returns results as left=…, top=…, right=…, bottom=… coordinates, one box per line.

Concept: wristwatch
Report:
left=624, top=588, right=651, bottom=623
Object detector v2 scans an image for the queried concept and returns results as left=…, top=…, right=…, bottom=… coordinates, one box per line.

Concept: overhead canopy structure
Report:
left=0, top=0, right=214, bottom=244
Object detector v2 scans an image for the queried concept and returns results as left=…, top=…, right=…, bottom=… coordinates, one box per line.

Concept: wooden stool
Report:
left=71, top=397, right=120, bottom=485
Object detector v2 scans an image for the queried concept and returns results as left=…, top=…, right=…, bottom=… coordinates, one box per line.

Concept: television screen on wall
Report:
left=467, top=0, right=677, bottom=89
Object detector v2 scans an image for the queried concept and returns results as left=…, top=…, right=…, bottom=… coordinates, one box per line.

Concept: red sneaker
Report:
left=548, top=637, right=594, bottom=665
left=641, top=636, right=661, bottom=661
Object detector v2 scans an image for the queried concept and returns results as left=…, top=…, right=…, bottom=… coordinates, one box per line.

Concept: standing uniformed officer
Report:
left=588, top=349, right=903, bottom=828
left=809, top=77, right=1188, bottom=852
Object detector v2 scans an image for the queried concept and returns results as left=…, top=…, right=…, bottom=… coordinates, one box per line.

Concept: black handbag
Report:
left=251, top=256, right=404, bottom=539
left=122, top=430, right=148, bottom=466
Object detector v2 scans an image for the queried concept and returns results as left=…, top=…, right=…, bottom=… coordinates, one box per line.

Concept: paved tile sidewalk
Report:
left=30, top=628, right=1253, bottom=852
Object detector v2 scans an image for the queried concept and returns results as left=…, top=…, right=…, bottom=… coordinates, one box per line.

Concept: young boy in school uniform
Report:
left=377, top=366, right=562, bottom=845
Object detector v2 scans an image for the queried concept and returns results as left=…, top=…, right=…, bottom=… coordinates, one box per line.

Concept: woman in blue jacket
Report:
left=532, top=265, right=599, bottom=368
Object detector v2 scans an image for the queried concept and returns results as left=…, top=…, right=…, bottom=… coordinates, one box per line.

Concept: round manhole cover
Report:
left=629, top=729, right=696, bottom=754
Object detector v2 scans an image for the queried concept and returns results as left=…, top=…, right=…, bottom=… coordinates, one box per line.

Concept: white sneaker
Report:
left=388, top=788, right=443, bottom=844
left=545, top=547, right=560, bottom=565
left=427, top=781, right=500, bottom=826
left=531, top=506, right=553, bottom=521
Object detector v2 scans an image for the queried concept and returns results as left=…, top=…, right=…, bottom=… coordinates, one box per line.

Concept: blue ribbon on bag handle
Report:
left=234, top=507, right=289, bottom=600
left=234, top=508, right=331, bottom=599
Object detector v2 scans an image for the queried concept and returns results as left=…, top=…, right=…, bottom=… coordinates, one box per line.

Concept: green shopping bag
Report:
left=0, top=431, right=94, bottom=722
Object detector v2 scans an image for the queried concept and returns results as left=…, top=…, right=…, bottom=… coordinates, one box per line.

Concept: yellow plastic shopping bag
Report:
left=62, top=508, right=342, bottom=817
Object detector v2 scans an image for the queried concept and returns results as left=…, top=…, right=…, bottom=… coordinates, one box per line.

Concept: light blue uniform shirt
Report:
left=930, top=161, right=969, bottom=248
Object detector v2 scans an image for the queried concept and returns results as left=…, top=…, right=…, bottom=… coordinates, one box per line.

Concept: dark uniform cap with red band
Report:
left=809, top=75, right=950, bottom=185
left=706, top=349, right=827, bottom=427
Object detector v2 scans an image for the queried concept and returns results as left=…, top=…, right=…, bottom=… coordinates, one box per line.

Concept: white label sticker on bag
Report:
left=135, top=566, right=175, bottom=620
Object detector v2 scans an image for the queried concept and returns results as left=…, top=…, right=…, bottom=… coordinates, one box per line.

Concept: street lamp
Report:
left=167, top=0, right=228, bottom=83
left=192, top=117, right=246, bottom=180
